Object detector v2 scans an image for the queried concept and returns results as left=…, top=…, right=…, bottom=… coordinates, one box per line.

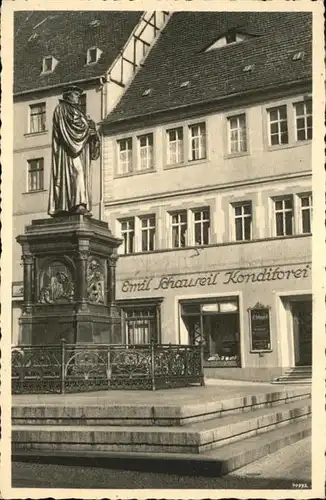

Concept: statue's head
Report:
left=62, top=85, right=84, bottom=105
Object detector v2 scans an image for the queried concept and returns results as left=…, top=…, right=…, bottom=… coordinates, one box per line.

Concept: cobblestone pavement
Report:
left=12, top=438, right=311, bottom=490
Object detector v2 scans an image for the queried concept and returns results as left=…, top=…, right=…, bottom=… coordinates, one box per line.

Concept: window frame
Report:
left=114, top=129, right=156, bottom=178
left=226, top=112, right=249, bottom=156
left=267, top=104, right=289, bottom=147
left=188, top=122, right=207, bottom=162
left=166, top=126, right=184, bottom=166
left=86, top=46, right=102, bottom=65
left=140, top=214, right=156, bottom=252
left=117, top=137, right=133, bottom=175
left=163, top=118, right=208, bottom=170
left=232, top=201, right=252, bottom=242
left=118, top=299, right=162, bottom=344
left=170, top=210, right=188, bottom=248
left=137, top=132, right=154, bottom=172
left=29, top=102, right=47, bottom=134
left=294, top=100, right=312, bottom=142
left=42, top=55, right=57, bottom=74
left=273, top=196, right=294, bottom=237
left=27, top=158, right=44, bottom=192
left=299, top=193, right=313, bottom=234
left=119, top=217, right=135, bottom=255
left=262, top=96, right=312, bottom=151
left=192, top=207, right=211, bottom=246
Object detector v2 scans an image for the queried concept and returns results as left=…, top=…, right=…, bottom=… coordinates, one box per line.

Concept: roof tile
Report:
left=104, top=11, right=312, bottom=124
left=14, top=11, right=142, bottom=94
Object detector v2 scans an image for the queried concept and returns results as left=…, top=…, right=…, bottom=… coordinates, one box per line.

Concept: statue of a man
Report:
left=48, top=86, right=100, bottom=217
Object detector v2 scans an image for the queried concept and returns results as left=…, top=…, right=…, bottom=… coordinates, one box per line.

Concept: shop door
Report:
left=292, top=301, right=312, bottom=366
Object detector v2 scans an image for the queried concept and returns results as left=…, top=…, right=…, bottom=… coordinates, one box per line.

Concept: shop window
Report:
left=180, top=298, right=240, bottom=366
left=274, top=197, right=293, bottom=236
left=267, top=105, right=288, bottom=146
left=117, top=138, right=133, bottom=174
left=27, top=158, right=44, bottom=192
left=120, top=218, right=135, bottom=254
left=189, top=122, right=206, bottom=161
left=167, top=127, right=184, bottom=165
left=227, top=114, right=247, bottom=154
left=171, top=211, right=187, bottom=248
left=138, top=133, right=154, bottom=171
left=233, top=202, right=252, bottom=241
left=300, top=194, right=312, bottom=234
left=141, top=215, right=156, bottom=251
left=29, top=103, right=46, bottom=133
left=120, top=303, right=160, bottom=344
left=193, top=208, right=210, bottom=245
left=295, top=101, right=312, bottom=141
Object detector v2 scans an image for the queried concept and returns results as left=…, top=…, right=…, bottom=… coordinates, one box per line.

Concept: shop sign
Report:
left=249, top=302, right=271, bottom=352
left=120, top=264, right=311, bottom=293
left=202, top=303, right=219, bottom=312
left=201, top=302, right=238, bottom=313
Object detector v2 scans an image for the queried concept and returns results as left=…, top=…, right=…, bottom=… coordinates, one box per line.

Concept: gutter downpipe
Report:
left=99, top=74, right=109, bottom=221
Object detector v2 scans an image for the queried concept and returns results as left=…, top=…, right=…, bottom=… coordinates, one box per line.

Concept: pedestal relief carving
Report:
left=39, top=260, right=74, bottom=304
left=87, top=258, right=105, bottom=304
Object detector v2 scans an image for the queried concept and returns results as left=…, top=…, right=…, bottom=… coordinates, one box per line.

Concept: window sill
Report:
left=267, top=141, right=311, bottom=152
left=22, top=189, right=47, bottom=195
left=163, top=158, right=207, bottom=170
left=24, top=131, right=48, bottom=138
left=204, top=360, right=240, bottom=368
left=114, top=168, right=156, bottom=179
left=224, top=151, right=250, bottom=160
left=274, top=232, right=311, bottom=238
left=118, top=233, right=311, bottom=257
left=249, top=350, right=272, bottom=354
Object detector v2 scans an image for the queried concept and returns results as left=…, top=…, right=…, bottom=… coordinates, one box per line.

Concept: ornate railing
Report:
left=12, top=340, right=204, bottom=393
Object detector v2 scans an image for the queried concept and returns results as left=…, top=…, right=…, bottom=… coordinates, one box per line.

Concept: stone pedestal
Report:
left=16, top=215, right=122, bottom=345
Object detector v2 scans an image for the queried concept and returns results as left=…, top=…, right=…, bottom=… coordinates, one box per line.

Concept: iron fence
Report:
left=12, top=340, right=204, bottom=393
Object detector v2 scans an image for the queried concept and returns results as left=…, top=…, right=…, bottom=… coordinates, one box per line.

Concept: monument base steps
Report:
left=12, top=388, right=311, bottom=474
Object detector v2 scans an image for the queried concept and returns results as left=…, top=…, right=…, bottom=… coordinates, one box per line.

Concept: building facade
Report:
left=12, top=11, right=313, bottom=381
left=100, top=12, right=313, bottom=380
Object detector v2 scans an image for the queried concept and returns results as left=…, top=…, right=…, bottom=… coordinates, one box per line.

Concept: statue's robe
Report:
left=48, top=99, right=100, bottom=216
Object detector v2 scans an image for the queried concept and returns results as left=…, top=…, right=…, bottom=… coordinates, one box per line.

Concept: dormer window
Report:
left=205, top=29, right=255, bottom=51
left=292, top=51, right=305, bottom=61
left=86, top=47, right=102, bottom=65
left=42, top=55, right=58, bottom=74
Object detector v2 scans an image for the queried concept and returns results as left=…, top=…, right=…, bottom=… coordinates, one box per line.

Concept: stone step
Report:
left=12, top=417, right=311, bottom=476
left=13, top=398, right=311, bottom=455
left=12, top=388, right=310, bottom=427
left=272, top=379, right=311, bottom=385
left=285, top=367, right=312, bottom=373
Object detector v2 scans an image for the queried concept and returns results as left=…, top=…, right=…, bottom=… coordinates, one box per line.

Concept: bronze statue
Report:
left=48, top=86, right=100, bottom=217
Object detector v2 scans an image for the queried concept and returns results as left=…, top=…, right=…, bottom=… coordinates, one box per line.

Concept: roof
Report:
left=14, top=11, right=142, bottom=95
left=104, top=11, right=312, bottom=124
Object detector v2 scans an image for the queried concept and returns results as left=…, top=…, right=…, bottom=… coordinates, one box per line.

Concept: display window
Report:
left=180, top=297, right=241, bottom=366
left=118, top=299, right=162, bottom=344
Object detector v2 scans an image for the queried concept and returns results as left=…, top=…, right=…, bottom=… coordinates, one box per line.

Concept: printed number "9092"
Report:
left=292, top=483, right=309, bottom=489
